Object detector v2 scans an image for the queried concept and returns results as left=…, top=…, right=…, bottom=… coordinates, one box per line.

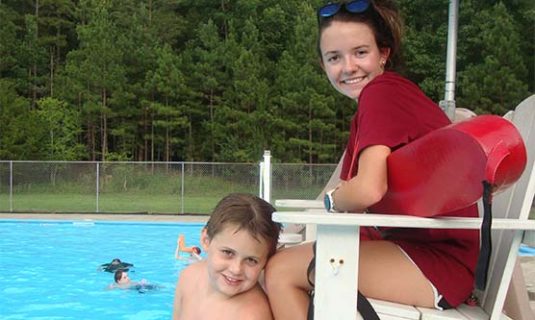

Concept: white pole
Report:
left=259, top=161, right=264, bottom=199
left=439, top=0, right=459, bottom=121
left=262, top=150, right=271, bottom=203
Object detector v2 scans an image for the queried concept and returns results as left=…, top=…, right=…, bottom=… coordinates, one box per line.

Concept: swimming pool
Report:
left=0, top=219, right=204, bottom=319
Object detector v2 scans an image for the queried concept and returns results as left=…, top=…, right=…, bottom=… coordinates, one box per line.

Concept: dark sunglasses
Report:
left=317, top=0, right=370, bottom=20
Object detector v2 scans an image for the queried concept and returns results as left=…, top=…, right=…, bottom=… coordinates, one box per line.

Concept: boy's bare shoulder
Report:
left=178, top=261, right=205, bottom=287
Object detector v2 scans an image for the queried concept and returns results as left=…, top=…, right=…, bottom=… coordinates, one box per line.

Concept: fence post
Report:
left=259, top=161, right=264, bottom=199
left=262, top=150, right=271, bottom=203
left=9, top=161, right=13, bottom=212
left=96, top=162, right=100, bottom=213
left=180, top=162, right=185, bottom=214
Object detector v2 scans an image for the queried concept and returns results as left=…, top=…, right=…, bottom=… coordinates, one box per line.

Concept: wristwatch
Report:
left=324, top=188, right=339, bottom=213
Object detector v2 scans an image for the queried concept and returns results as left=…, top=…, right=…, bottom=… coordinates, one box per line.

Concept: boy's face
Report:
left=117, top=272, right=130, bottom=285
left=201, top=224, right=270, bottom=298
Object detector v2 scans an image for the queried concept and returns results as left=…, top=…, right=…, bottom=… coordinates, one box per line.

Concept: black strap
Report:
left=357, top=291, right=380, bottom=320
left=307, top=242, right=317, bottom=287
left=475, top=180, right=493, bottom=290
left=307, top=242, right=380, bottom=320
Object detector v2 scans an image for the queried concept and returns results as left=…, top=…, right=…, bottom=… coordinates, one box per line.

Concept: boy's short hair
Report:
left=205, top=193, right=282, bottom=257
left=114, top=270, right=125, bottom=283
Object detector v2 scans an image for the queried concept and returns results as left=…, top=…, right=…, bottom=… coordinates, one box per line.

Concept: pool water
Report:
left=0, top=220, right=204, bottom=320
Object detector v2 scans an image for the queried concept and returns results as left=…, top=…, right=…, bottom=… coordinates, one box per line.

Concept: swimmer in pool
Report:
left=98, top=258, right=134, bottom=273
left=109, top=270, right=161, bottom=293
left=175, top=234, right=202, bottom=261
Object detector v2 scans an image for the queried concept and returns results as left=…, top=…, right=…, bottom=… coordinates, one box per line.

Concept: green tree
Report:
left=0, top=80, right=44, bottom=159
left=458, top=2, right=529, bottom=115
left=211, top=19, right=270, bottom=161
left=32, top=0, right=76, bottom=97
left=20, top=13, right=48, bottom=107
left=271, top=2, right=342, bottom=163
left=146, top=45, right=189, bottom=161
left=63, top=1, right=126, bottom=160
left=398, top=0, right=449, bottom=101
left=180, top=19, right=228, bottom=161
left=0, top=4, right=21, bottom=79
left=35, top=97, right=84, bottom=160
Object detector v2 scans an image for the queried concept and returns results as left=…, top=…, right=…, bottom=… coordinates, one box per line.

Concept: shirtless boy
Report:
left=172, top=193, right=281, bottom=320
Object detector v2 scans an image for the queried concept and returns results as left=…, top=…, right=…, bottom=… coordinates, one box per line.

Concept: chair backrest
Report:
left=480, top=95, right=535, bottom=316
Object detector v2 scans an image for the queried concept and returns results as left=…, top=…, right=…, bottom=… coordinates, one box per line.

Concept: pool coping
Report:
left=0, top=212, right=209, bottom=223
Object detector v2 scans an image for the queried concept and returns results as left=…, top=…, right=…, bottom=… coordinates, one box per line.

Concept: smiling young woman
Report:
left=264, top=1, right=480, bottom=319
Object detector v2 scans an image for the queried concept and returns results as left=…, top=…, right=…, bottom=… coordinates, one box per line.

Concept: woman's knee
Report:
left=264, top=251, right=288, bottom=293
left=264, top=244, right=312, bottom=292
left=265, top=249, right=293, bottom=277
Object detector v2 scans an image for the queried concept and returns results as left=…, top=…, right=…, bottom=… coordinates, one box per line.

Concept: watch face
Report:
left=324, top=193, right=331, bottom=211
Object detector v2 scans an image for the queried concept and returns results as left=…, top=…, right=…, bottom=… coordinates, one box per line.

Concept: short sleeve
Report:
left=356, top=82, right=413, bottom=154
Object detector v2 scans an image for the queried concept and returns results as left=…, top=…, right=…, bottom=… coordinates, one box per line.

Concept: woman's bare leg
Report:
left=265, top=240, right=435, bottom=320
left=358, top=241, right=435, bottom=307
left=265, top=242, right=314, bottom=320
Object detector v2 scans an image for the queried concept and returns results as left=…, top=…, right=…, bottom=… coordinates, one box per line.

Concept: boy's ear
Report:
left=200, top=228, right=210, bottom=251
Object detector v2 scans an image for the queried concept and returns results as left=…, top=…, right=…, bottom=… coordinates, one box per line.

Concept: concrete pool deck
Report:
left=0, top=212, right=210, bottom=223
left=1, top=212, right=534, bottom=316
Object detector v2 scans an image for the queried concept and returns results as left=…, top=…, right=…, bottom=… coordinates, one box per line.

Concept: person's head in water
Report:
left=192, top=247, right=201, bottom=255
left=114, top=270, right=130, bottom=285
left=99, top=258, right=133, bottom=272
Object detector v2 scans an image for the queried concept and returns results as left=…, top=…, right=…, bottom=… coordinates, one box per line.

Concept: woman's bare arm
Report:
left=333, top=145, right=390, bottom=212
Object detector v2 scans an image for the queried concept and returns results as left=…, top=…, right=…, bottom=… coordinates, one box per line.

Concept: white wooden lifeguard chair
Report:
left=273, top=95, right=535, bottom=319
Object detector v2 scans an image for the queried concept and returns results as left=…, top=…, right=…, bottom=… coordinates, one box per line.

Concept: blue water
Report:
left=519, top=243, right=535, bottom=256
left=0, top=219, right=204, bottom=320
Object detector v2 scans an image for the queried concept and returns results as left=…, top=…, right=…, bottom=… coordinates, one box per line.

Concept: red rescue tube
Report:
left=370, top=115, right=527, bottom=217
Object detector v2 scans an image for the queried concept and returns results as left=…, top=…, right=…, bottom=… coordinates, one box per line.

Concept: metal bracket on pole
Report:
left=439, top=99, right=456, bottom=121
left=440, top=0, right=459, bottom=121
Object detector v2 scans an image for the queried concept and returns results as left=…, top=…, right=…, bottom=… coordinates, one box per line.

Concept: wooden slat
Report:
left=418, top=307, right=469, bottom=319
left=455, top=304, right=490, bottom=319
left=369, top=298, right=421, bottom=319
left=275, top=199, right=323, bottom=208
left=273, top=212, right=535, bottom=231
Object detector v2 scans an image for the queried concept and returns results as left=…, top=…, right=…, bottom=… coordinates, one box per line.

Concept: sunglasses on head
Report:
left=317, top=0, right=370, bottom=20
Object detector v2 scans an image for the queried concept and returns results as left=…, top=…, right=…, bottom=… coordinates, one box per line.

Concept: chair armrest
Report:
left=273, top=211, right=535, bottom=231
left=275, top=199, right=323, bottom=209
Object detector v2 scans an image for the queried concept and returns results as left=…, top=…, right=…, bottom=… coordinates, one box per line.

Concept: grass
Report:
left=0, top=162, right=333, bottom=214
left=0, top=188, right=325, bottom=215
left=2, top=186, right=532, bottom=216
left=0, top=175, right=326, bottom=214
left=0, top=193, right=219, bottom=214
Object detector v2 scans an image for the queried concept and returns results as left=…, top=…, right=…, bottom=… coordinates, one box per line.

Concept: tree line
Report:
left=0, top=0, right=532, bottom=163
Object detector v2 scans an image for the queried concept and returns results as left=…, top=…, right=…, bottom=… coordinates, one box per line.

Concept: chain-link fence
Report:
left=0, top=160, right=337, bottom=214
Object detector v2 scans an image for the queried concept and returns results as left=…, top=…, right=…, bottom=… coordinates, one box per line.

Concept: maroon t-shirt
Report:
left=341, top=72, right=479, bottom=306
